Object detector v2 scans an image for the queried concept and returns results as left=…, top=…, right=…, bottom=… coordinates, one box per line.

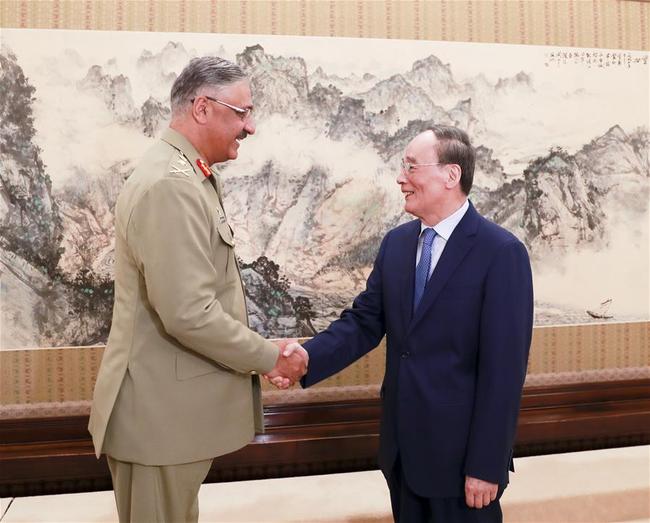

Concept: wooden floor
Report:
left=1, top=446, right=648, bottom=523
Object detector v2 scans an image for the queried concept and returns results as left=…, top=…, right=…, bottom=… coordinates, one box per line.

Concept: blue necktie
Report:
left=414, top=228, right=436, bottom=311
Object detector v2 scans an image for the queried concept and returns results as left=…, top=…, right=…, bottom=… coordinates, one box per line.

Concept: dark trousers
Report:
left=386, top=457, right=504, bottom=523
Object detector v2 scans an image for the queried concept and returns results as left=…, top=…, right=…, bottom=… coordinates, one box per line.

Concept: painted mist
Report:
left=1, top=30, right=648, bottom=349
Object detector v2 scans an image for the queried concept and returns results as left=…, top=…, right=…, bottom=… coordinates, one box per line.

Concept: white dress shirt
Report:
left=416, top=199, right=470, bottom=278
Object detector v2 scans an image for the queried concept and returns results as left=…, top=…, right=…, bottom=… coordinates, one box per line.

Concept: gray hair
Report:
left=170, top=56, right=247, bottom=115
left=429, top=125, right=475, bottom=195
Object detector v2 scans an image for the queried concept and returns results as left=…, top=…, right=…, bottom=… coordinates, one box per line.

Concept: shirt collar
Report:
left=420, top=199, right=469, bottom=241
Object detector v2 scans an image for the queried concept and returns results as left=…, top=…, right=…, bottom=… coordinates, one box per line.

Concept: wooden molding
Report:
left=1, top=379, right=649, bottom=497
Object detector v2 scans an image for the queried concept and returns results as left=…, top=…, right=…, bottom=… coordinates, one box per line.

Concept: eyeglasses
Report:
left=191, top=95, right=253, bottom=121
left=400, top=158, right=446, bottom=174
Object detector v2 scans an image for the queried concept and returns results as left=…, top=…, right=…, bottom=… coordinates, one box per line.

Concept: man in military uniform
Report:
left=89, top=56, right=308, bottom=523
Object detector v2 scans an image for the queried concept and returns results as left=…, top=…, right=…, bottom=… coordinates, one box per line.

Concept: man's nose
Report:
left=396, top=171, right=406, bottom=185
left=244, top=117, right=256, bottom=135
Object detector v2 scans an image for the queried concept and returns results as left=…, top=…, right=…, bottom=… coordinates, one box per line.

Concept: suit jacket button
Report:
left=401, top=351, right=410, bottom=359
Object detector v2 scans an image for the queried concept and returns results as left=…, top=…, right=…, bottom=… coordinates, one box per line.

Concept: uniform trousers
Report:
left=107, top=456, right=213, bottom=523
left=386, top=456, right=504, bottom=523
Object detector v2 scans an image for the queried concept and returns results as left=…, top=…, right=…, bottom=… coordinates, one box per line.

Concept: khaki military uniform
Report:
left=89, top=128, right=279, bottom=522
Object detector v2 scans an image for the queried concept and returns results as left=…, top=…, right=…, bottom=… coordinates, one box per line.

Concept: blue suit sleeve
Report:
left=301, top=233, right=389, bottom=387
left=463, top=239, right=534, bottom=484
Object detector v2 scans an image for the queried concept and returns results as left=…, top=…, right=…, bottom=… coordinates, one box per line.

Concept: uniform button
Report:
left=401, top=351, right=410, bottom=359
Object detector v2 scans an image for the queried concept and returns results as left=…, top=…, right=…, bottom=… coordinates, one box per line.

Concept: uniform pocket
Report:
left=215, top=220, right=235, bottom=247
left=175, top=350, right=220, bottom=381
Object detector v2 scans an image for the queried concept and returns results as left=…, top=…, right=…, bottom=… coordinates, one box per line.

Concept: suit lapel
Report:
left=408, top=203, right=480, bottom=334
left=398, top=220, right=421, bottom=331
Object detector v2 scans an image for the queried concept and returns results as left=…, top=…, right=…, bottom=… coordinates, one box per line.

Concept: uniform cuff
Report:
left=255, top=340, right=280, bottom=374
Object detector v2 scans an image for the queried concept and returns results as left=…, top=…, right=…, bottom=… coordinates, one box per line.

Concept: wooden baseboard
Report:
left=1, top=379, right=649, bottom=497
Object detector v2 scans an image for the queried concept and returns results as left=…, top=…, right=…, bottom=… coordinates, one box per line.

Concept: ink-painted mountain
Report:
left=222, top=121, right=647, bottom=327
left=1, top=48, right=113, bottom=349
left=353, top=74, right=452, bottom=133
left=239, top=257, right=317, bottom=338
left=0, top=47, right=63, bottom=276
left=223, top=160, right=405, bottom=283
left=236, top=45, right=488, bottom=139
left=1, top=38, right=648, bottom=348
left=480, top=148, right=604, bottom=253
left=56, top=160, right=132, bottom=279
left=308, top=66, right=377, bottom=95
left=141, top=97, right=171, bottom=138
left=237, top=44, right=310, bottom=118
left=77, top=42, right=198, bottom=136
left=136, top=41, right=190, bottom=98
left=575, top=125, right=649, bottom=209
left=78, top=65, right=140, bottom=124
left=119, top=44, right=529, bottom=157
left=1, top=47, right=62, bottom=349
left=404, top=55, right=461, bottom=101
left=479, top=125, right=649, bottom=255
left=78, top=64, right=172, bottom=137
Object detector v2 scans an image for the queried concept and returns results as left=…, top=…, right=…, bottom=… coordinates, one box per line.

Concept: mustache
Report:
left=237, top=130, right=249, bottom=140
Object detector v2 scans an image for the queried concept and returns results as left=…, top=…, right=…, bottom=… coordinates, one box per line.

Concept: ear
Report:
left=445, top=164, right=462, bottom=189
left=191, top=96, right=210, bottom=124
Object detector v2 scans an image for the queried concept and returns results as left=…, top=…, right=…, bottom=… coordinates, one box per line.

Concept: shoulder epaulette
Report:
left=167, top=152, right=193, bottom=178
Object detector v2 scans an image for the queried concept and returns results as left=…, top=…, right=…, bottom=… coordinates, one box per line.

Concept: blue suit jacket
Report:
left=302, top=202, right=533, bottom=498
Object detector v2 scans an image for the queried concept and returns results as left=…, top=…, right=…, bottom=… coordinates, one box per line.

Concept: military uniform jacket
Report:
left=88, top=128, right=279, bottom=466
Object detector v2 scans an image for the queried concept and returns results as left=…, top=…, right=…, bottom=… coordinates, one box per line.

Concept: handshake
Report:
left=265, top=339, right=308, bottom=389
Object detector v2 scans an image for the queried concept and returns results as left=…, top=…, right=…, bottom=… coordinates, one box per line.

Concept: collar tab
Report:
left=196, top=159, right=212, bottom=178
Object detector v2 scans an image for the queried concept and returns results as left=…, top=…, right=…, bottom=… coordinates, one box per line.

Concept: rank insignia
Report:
left=196, top=159, right=212, bottom=178
left=170, top=154, right=192, bottom=177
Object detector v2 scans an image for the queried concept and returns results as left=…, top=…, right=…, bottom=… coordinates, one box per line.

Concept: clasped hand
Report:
left=264, top=339, right=308, bottom=389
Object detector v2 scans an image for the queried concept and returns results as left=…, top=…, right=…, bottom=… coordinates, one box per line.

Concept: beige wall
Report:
left=2, top=321, right=649, bottom=409
left=1, top=1, right=649, bottom=51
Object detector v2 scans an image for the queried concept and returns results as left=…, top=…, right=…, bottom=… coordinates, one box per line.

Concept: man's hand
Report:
left=465, top=476, right=498, bottom=509
left=264, top=341, right=308, bottom=389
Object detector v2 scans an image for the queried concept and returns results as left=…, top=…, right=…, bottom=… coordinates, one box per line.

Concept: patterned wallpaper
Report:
left=2, top=321, right=649, bottom=411
left=1, top=1, right=648, bottom=51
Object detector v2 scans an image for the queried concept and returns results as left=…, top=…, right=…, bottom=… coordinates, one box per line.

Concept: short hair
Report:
left=170, top=56, right=247, bottom=115
left=430, top=125, right=475, bottom=195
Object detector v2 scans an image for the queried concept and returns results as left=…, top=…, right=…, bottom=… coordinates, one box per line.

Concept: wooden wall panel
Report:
left=1, top=379, right=648, bottom=497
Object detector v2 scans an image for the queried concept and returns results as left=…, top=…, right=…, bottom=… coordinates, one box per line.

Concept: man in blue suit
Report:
left=276, top=125, right=533, bottom=522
